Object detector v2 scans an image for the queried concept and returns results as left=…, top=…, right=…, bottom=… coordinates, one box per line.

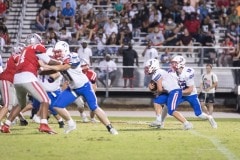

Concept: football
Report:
left=149, top=80, right=157, bottom=92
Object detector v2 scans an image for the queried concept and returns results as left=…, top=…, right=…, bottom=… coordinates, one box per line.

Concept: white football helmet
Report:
left=145, top=59, right=160, bottom=74
left=53, top=41, right=70, bottom=60
left=25, top=33, right=43, bottom=45
left=171, top=55, right=186, bottom=69
left=13, top=43, right=26, bottom=54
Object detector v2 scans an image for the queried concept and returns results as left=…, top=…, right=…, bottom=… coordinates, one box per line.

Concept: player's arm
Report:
left=40, top=63, right=71, bottom=71
left=182, top=85, right=194, bottom=95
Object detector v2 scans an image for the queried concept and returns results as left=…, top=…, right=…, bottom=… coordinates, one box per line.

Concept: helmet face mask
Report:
left=13, top=43, right=26, bottom=54
left=53, top=41, right=70, bottom=60
left=25, top=33, right=42, bottom=45
left=145, top=59, right=160, bottom=74
left=171, top=55, right=186, bottom=70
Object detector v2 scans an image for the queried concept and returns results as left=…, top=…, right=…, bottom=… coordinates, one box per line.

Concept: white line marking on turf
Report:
left=190, top=130, right=238, bottom=160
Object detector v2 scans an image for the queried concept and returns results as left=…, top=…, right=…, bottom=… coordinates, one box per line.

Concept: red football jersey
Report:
left=83, top=69, right=97, bottom=84
left=0, top=54, right=19, bottom=83
left=15, top=44, right=46, bottom=76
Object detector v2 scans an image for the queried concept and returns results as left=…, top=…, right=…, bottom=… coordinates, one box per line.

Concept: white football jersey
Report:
left=61, top=52, right=89, bottom=89
left=38, top=74, right=62, bottom=92
left=168, top=67, right=197, bottom=96
left=152, top=68, right=180, bottom=93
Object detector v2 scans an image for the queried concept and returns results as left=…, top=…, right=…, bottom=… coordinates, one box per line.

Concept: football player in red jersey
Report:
left=1, top=33, right=60, bottom=134
left=0, top=43, right=29, bottom=128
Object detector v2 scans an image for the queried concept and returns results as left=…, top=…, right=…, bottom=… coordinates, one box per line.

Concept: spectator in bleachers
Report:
left=142, top=40, right=159, bottom=87
left=201, top=15, right=216, bottom=34
left=146, top=26, right=165, bottom=46
left=59, top=2, right=75, bottom=27
left=228, top=8, right=239, bottom=25
left=217, top=37, right=235, bottom=67
left=114, top=0, right=124, bottom=16
left=93, top=31, right=107, bottom=56
left=48, top=5, right=58, bottom=18
left=41, top=0, right=56, bottom=11
left=163, top=24, right=182, bottom=52
left=61, top=0, right=77, bottom=11
left=164, top=17, right=177, bottom=39
left=45, top=28, right=59, bottom=46
left=197, top=1, right=209, bottom=23
left=68, top=33, right=80, bottom=52
left=175, top=9, right=187, bottom=24
left=95, top=7, right=108, bottom=28
left=58, top=26, right=72, bottom=43
left=96, top=54, right=117, bottom=88
left=201, top=30, right=217, bottom=64
left=148, top=4, right=162, bottom=30
left=77, top=40, right=93, bottom=65
left=35, top=8, right=48, bottom=31
left=118, top=17, right=132, bottom=45
left=75, top=17, right=87, bottom=40
left=179, top=27, right=193, bottom=56
left=0, top=21, right=10, bottom=45
left=160, top=48, right=172, bottom=71
left=182, top=0, right=196, bottom=14
left=225, top=23, right=239, bottom=44
left=232, top=43, right=240, bottom=85
left=0, top=0, right=7, bottom=22
left=96, top=0, right=110, bottom=5
left=184, top=12, right=200, bottom=40
left=103, top=16, right=118, bottom=39
left=215, top=0, right=230, bottom=8
left=47, top=16, right=61, bottom=32
left=78, top=0, right=94, bottom=20
left=217, top=5, right=229, bottom=27
left=85, top=18, right=98, bottom=41
left=106, top=32, right=120, bottom=55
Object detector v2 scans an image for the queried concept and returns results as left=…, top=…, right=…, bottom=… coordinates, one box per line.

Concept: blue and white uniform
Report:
left=53, top=53, right=98, bottom=111
left=168, top=67, right=203, bottom=116
left=32, top=74, right=63, bottom=116
left=152, top=68, right=182, bottom=115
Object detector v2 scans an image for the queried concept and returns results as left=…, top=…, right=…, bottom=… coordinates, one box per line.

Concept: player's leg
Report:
left=167, top=89, right=192, bottom=130
left=27, top=81, right=56, bottom=134
left=80, top=82, right=118, bottom=135
left=74, top=96, right=89, bottom=122
left=53, top=88, right=77, bottom=134
left=149, top=94, right=168, bottom=127
left=1, top=84, right=27, bottom=133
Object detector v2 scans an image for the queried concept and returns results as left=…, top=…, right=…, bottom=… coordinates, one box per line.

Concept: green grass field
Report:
left=0, top=117, right=239, bottom=160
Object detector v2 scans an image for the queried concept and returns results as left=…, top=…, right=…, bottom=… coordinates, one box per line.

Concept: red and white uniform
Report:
left=0, top=54, right=19, bottom=109
left=13, top=44, right=51, bottom=107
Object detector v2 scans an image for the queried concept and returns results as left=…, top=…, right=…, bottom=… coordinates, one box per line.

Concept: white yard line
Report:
left=190, top=130, right=238, bottom=160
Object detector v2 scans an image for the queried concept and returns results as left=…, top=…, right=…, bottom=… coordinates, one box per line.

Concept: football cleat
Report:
left=58, top=121, right=65, bottom=128
left=39, top=124, right=57, bottom=134
left=20, top=119, right=28, bottom=126
left=109, top=128, right=118, bottom=135
left=82, top=116, right=90, bottom=123
left=149, top=120, right=162, bottom=128
left=1, top=124, right=10, bottom=133
left=183, top=122, right=193, bottom=130
left=208, top=116, right=218, bottom=129
left=64, top=121, right=76, bottom=134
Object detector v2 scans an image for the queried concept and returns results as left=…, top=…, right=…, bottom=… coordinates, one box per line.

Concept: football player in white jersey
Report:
left=39, top=41, right=118, bottom=135
left=160, top=55, right=217, bottom=128
left=146, top=59, right=193, bottom=130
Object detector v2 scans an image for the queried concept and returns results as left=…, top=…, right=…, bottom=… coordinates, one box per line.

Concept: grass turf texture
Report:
left=0, top=117, right=239, bottom=160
